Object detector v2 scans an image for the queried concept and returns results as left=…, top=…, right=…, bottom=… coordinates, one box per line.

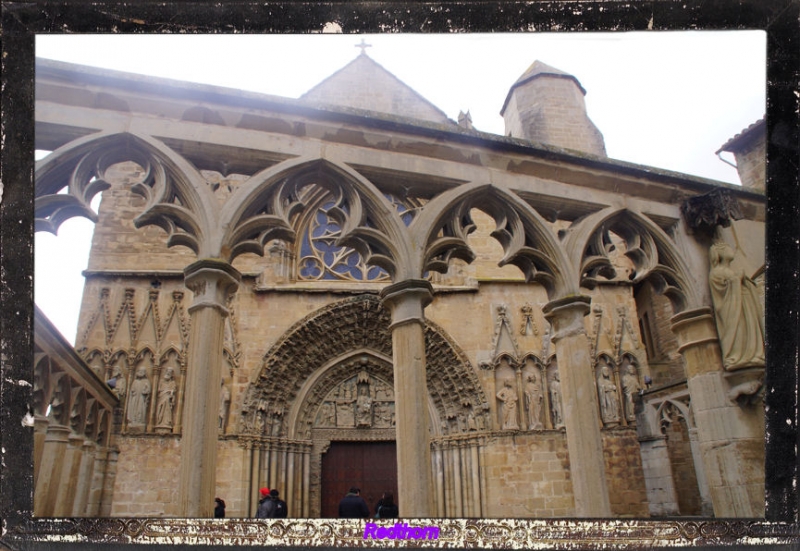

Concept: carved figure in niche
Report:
left=496, top=379, right=520, bottom=430
left=111, top=366, right=126, bottom=404
left=467, top=410, right=477, bottom=431
left=219, top=379, right=231, bottom=431
left=319, top=402, right=336, bottom=427
left=156, top=367, right=177, bottom=428
left=709, top=241, right=766, bottom=370
left=336, top=402, right=355, bottom=427
left=621, top=364, right=641, bottom=422
left=524, top=372, right=544, bottom=430
left=597, top=365, right=620, bottom=424
left=373, top=402, right=392, bottom=428
left=549, top=372, right=564, bottom=429
left=255, top=398, right=268, bottom=433
left=356, top=391, right=373, bottom=427
left=128, top=366, right=151, bottom=426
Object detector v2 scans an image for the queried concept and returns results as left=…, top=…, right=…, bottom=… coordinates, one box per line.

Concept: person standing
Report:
left=256, top=487, right=275, bottom=518
left=214, top=497, right=226, bottom=518
left=270, top=489, right=287, bottom=518
left=374, top=491, right=398, bottom=518
left=338, top=487, right=370, bottom=518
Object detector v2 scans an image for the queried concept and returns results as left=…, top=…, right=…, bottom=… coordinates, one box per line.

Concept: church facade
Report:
left=33, top=51, right=766, bottom=519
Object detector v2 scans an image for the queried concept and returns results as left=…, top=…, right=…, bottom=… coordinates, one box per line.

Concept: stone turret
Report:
left=501, top=60, right=606, bottom=157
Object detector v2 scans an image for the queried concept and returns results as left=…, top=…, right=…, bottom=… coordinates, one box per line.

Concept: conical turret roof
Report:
left=500, top=60, right=587, bottom=116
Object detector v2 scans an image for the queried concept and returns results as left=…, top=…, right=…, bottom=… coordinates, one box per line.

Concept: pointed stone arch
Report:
left=237, top=294, right=488, bottom=439
left=564, top=207, right=699, bottom=312
left=413, top=182, right=577, bottom=299
left=35, top=131, right=218, bottom=256
left=220, top=157, right=412, bottom=275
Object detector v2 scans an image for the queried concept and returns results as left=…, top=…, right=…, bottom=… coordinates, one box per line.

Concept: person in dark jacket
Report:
left=214, top=497, right=226, bottom=518
left=256, top=487, right=275, bottom=518
left=270, top=489, right=287, bottom=518
left=338, top=487, right=370, bottom=518
left=374, top=491, right=398, bottom=518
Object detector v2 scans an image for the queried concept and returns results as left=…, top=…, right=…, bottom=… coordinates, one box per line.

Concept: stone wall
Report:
left=481, top=432, right=574, bottom=517
left=635, top=282, right=684, bottom=386
left=733, top=132, right=766, bottom=192
left=601, top=428, right=650, bottom=517
left=111, top=435, right=182, bottom=516
left=665, top=418, right=702, bottom=516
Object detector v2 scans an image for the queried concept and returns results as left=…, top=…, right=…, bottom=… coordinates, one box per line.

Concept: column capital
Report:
left=543, top=295, right=591, bottom=343
left=379, top=279, right=433, bottom=329
left=184, top=259, right=241, bottom=316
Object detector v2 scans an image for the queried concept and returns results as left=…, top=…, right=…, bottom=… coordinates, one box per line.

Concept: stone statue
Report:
left=549, top=372, right=564, bottom=429
left=496, top=379, right=520, bottom=430
left=524, top=373, right=544, bottom=430
left=467, top=410, right=477, bottom=431
left=709, top=241, right=765, bottom=370
left=111, top=367, right=126, bottom=403
left=155, top=367, right=177, bottom=428
left=219, top=379, right=231, bottom=431
left=621, top=365, right=641, bottom=422
left=597, top=365, right=620, bottom=424
left=356, top=392, right=373, bottom=427
left=128, top=366, right=151, bottom=426
left=319, top=401, right=336, bottom=426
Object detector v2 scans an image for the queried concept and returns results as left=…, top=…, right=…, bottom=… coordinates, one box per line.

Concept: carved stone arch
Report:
left=49, top=370, right=71, bottom=427
left=83, top=348, right=106, bottom=379
left=84, top=398, right=99, bottom=442
left=33, top=352, right=52, bottom=417
left=564, top=207, right=699, bottom=312
left=220, top=157, right=411, bottom=276
left=414, top=182, right=576, bottom=299
left=238, top=294, right=486, bottom=439
left=656, top=398, right=695, bottom=432
left=35, top=131, right=218, bottom=256
left=283, top=349, right=437, bottom=439
left=69, top=386, right=88, bottom=435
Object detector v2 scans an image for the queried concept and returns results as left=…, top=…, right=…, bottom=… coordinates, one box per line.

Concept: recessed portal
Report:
left=320, top=441, right=397, bottom=518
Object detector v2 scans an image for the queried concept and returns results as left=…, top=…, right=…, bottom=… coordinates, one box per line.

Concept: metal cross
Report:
left=355, top=38, right=372, bottom=55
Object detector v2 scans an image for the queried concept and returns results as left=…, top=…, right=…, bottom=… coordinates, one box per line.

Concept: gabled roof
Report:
left=300, top=52, right=453, bottom=125
left=500, top=60, right=587, bottom=116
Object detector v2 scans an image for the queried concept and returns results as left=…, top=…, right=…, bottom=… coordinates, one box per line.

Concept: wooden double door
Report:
left=320, top=441, right=397, bottom=518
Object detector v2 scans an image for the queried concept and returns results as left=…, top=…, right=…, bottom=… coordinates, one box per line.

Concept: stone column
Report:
left=33, top=415, right=49, bottom=484
left=34, top=424, right=71, bottom=516
left=380, top=279, right=435, bottom=517
left=638, top=436, right=679, bottom=516
left=72, top=440, right=97, bottom=516
left=178, top=259, right=241, bottom=517
left=470, top=443, right=482, bottom=516
left=543, top=295, right=612, bottom=517
left=688, top=428, right=714, bottom=516
left=302, top=450, right=311, bottom=517
left=670, top=307, right=765, bottom=517
left=53, top=433, right=85, bottom=516
left=98, top=447, right=119, bottom=517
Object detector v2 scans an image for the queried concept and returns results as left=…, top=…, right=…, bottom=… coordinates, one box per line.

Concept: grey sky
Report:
left=34, top=32, right=766, bottom=343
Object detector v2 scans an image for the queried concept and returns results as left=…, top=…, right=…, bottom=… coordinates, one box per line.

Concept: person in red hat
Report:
left=256, top=487, right=275, bottom=518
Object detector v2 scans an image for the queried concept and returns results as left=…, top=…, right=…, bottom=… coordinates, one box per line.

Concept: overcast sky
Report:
left=34, top=32, right=766, bottom=344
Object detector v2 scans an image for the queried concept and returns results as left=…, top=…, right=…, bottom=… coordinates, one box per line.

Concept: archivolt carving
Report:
left=238, top=295, right=487, bottom=440
left=564, top=208, right=698, bottom=312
